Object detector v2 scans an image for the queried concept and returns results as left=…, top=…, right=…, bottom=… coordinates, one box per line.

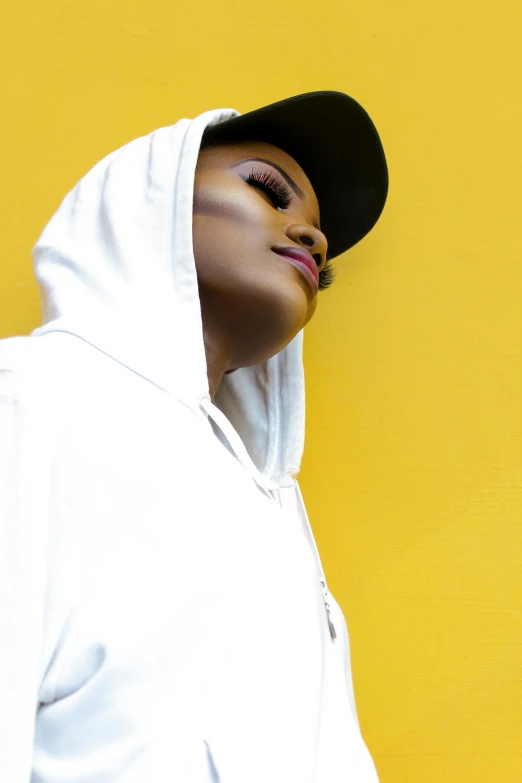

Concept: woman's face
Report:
left=192, top=138, right=329, bottom=371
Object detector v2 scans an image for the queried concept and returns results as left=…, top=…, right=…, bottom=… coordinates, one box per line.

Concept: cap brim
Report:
left=203, top=91, right=389, bottom=260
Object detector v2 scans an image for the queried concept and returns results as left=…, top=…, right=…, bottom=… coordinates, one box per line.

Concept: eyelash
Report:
left=318, top=257, right=336, bottom=291
left=243, top=167, right=294, bottom=209
left=242, top=166, right=336, bottom=291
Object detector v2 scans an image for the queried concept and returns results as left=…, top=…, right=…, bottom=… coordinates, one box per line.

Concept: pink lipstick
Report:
left=272, top=246, right=319, bottom=293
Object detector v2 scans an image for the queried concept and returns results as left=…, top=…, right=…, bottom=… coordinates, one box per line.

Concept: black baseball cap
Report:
left=202, top=90, right=389, bottom=261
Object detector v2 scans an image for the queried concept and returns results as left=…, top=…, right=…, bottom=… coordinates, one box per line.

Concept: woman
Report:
left=0, top=91, right=388, bottom=782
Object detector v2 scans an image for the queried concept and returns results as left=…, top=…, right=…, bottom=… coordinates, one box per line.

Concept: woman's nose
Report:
left=286, top=223, right=328, bottom=268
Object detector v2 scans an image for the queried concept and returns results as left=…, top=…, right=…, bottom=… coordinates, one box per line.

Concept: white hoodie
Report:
left=0, top=108, right=380, bottom=782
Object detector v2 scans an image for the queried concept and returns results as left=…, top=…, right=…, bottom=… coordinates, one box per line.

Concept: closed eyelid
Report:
left=232, top=157, right=321, bottom=232
left=232, top=158, right=303, bottom=198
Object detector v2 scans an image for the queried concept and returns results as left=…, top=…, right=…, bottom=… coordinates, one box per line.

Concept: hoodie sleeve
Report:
left=0, top=369, right=51, bottom=782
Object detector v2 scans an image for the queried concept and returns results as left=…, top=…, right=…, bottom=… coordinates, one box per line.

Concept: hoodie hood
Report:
left=30, top=108, right=305, bottom=487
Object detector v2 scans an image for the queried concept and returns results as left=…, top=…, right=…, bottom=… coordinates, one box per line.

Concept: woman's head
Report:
left=192, top=134, right=334, bottom=388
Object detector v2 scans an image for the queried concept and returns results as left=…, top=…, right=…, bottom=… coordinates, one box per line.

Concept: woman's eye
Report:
left=242, top=168, right=294, bottom=210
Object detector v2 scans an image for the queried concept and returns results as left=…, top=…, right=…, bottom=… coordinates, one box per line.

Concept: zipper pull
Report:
left=321, top=579, right=337, bottom=641
left=326, top=605, right=337, bottom=641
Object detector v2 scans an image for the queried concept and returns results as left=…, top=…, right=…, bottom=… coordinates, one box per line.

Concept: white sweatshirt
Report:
left=0, top=108, right=380, bottom=782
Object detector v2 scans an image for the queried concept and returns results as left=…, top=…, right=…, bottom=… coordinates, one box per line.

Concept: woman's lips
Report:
left=272, top=246, right=319, bottom=293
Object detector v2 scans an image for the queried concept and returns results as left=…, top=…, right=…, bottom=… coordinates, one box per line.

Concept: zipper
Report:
left=294, top=480, right=337, bottom=642
left=198, top=395, right=336, bottom=640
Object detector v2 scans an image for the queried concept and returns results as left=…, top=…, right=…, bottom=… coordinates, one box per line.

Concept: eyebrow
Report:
left=231, top=156, right=320, bottom=230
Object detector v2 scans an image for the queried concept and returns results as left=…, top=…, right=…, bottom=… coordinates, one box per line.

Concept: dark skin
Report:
left=192, top=139, right=329, bottom=399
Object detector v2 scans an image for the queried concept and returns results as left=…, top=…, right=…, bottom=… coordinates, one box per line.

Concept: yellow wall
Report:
left=1, top=2, right=521, bottom=780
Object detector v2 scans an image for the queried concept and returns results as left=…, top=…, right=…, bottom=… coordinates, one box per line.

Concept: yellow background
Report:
left=1, top=1, right=521, bottom=780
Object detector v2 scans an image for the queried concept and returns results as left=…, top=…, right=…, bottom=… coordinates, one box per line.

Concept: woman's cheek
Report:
left=193, top=181, right=269, bottom=230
